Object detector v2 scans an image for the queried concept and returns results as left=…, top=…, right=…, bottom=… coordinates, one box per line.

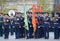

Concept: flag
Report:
left=23, top=0, right=29, bottom=30
left=32, top=5, right=36, bottom=32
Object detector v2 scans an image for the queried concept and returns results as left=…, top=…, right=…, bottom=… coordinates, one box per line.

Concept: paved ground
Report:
left=0, top=32, right=60, bottom=41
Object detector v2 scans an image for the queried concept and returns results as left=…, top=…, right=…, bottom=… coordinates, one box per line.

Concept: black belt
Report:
left=15, top=22, right=20, bottom=24
left=4, top=23, right=9, bottom=25
left=0, top=21, right=3, bottom=22
left=44, top=22, right=49, bottom=24
left=54, top=23, right=58, bottom=24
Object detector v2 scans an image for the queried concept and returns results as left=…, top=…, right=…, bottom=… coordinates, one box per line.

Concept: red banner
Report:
left=32, top=5, right=37, bottom=32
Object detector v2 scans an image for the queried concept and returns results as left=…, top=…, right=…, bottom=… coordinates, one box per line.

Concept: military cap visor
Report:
left=35, top=12, right=38, bottom=14
left=43, top=12, right=49, bottom=14
left=4, top=14, right=8, bottom=16
left=15, top=12, right=23, bottom=14
left=38, top=12, right=44, bottom=14
left=54, top=12, right=59, bottom=14
left=26, top=12, right=32, bottom=14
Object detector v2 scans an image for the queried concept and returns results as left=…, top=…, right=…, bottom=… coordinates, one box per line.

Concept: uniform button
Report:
left=30, top=25, right=32, bottom=27
left=17, top=18, right=19, bottom=20
left=19, top=26, right=21, bottom=28
left=58, top=27, right=60, bottom=28
left=56, top=19, right=58, bottom=21
left=7, top=20, right=9, bottom=22
left=38, top=26, right=40, bottom=28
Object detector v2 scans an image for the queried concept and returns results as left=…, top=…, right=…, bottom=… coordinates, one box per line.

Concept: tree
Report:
left=0, top=0, right=7, bottom=12
left=37, top=0, right=50, bottom=13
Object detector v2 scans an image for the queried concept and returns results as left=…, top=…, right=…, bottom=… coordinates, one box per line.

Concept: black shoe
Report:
left=45, top=38, right=49, bottom=39
left=4, top=38, right=8, bottom=39
left=35, top=37, right=38, bottom=39
left=26, top=37, right=30, bottom=39
left=54, top=38, right=59, bottom=39
left=30, top=36, right=34, bottom=38
left=22, top=35, right=25, bottom=38
left=16, top=38, right=19, bottom=39
left=19, top=37, right=23, bottom=38
left=16, top=37, right=20, bottom=39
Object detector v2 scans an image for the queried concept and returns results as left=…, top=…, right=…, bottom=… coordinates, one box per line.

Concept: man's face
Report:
left=5, top=15, right=9, bottom=18
left=19, top=14, right=22, bottom=16
left=16, top=14, right=18, bottom=16
left=0, top=14, right=2, bottom=16
left=29, top=14, right=32, bottom=16
left=27, top=13, right=29, bottom=16
left=54, top=14, right=59, bottom=17
left=39, top=14, right=42, bottom=17
left=44, top=14, right=48, bottom=17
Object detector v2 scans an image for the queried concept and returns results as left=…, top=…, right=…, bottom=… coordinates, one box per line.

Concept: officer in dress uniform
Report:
left=35, top=12, right=44, bottom=38
left=34, top=12, right=39, bottom=39
left=0, top=13, right=4, bottom=37
left=14, top=12, right=20, bottom=39
left=10, top=14, right=15, bottom=35
left=25, top=12, right=29, bottom=39
left=43, top=12, right=50, bottom=39
left=58, top=15, right=60, bottom=38
left=53, top=12, right=59, bottom=39
left=19, top=12, right=25, bottom=38
left=50, top=17, right=54, bottom=32
left=3, top=14, right=10, bottom=39
left=27, top=12, right=33, bottom=38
